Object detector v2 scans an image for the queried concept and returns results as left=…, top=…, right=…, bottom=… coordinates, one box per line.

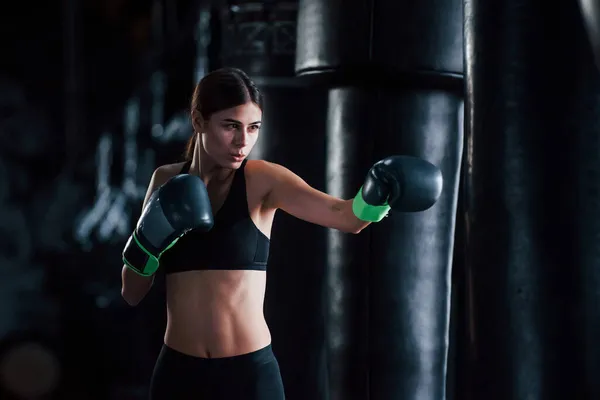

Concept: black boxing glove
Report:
left=352, top=155, right=443, bottom=222
left=122, top=174, right=214, bottom=276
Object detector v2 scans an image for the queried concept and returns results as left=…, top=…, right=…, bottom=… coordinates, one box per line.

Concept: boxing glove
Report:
left=122, top=174, right=214, bottom=276
left=352, top=155, right=443, bottom=222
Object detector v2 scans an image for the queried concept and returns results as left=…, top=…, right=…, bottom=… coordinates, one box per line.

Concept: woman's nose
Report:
left=234, top=129, right=249, bottom=146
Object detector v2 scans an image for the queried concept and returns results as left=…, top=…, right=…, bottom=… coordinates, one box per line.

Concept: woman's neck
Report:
left=189, top=141, right=234, bottom=185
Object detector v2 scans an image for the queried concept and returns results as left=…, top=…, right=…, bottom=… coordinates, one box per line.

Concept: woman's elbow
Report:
left=121, top=290, right=138, bottom=306
left=121, top=266, right=153, bottom=306
left=121, top=288, right=146, bottom=306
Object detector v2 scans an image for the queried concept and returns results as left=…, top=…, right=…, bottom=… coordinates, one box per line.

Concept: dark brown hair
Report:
left=185, top=67, right=263, bottom=160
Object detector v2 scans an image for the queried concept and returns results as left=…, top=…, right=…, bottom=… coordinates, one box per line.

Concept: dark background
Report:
left=1, top=0, right=600, bottom=399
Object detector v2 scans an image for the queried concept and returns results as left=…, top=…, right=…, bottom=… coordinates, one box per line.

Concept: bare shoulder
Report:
left=245, top=159, right=296, bottom=182
left=140, top=162, right=188, bottom=206
left=245, top=159, right=275, bottom=192
left=245, top=159, right=275, bottom=175
left=245, top=160, right=307, bottom=208
left=152, top=162, right=188, bottom=187
left=244, top=160, right=283, bottom=204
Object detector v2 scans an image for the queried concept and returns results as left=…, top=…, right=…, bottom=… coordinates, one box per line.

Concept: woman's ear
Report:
left=191, top=111, right=204, bottom=132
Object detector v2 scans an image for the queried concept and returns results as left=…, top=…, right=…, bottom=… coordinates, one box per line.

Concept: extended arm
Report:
left=262, top=162, right=368, bottom=234
left=261, top=155, right=443, bottom=233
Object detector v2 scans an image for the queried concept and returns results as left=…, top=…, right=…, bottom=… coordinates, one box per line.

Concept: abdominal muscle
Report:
left=164, top=269, right=271, bottom=358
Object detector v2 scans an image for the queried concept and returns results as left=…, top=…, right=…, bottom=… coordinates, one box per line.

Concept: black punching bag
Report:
left=217, top=2, right=330, bottom=400
left=579, top=0, right=600, bottom=70
left=296, top=0, right=463, bottom=399
left=464, top=1, right=577, bottom=399
left=570, top=3, right=600, bottom=398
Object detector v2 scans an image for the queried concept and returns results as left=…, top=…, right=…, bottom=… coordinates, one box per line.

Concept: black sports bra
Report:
left=160, top=159, right=270, bottom=273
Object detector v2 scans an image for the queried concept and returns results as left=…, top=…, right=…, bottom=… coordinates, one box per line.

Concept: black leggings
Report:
left=149, top=344, right=285, bottom=400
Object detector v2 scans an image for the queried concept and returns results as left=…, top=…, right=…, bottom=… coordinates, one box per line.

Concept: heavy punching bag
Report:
left=464, top=1, right=578, bottom=399
left=571, top=3, right=600, bottom=398
left=324, top=88, right=375, bottom=400
left=296, top=0, right=463, bottom=399
left=216, top=2, right=330, bottom=399
left=579, top=0, right=600, bottom=70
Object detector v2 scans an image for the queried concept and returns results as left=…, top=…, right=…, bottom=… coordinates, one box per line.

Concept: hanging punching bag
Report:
left=570, top=3, right=600, bottom=398
left=324, top=88, right=375, bottom=400
left=296, top=0, right=463, bottom=399
left=464, top=1, right=578, bottom=399
left=217, top=2, right=330, bottom=399
left=578, top=0, right=600, bottom=70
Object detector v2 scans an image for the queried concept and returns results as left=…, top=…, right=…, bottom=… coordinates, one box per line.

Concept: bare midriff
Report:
left=164, top=269, right=271, bottom=358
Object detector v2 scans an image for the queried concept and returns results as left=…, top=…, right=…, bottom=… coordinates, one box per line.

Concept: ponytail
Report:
left=185, top=134, right=196, bottom=160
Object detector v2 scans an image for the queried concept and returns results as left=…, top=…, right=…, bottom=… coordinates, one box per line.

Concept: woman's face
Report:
left=200, top=102, right=262, bottom=169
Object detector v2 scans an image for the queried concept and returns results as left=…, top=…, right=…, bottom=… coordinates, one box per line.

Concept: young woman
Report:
left=120, top=67, right=442, bottom=399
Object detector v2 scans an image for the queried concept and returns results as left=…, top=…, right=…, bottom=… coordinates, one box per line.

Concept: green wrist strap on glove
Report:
left=352, top=186, right=391, bottom=222
left=122, top=232, right=180, bottom=277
